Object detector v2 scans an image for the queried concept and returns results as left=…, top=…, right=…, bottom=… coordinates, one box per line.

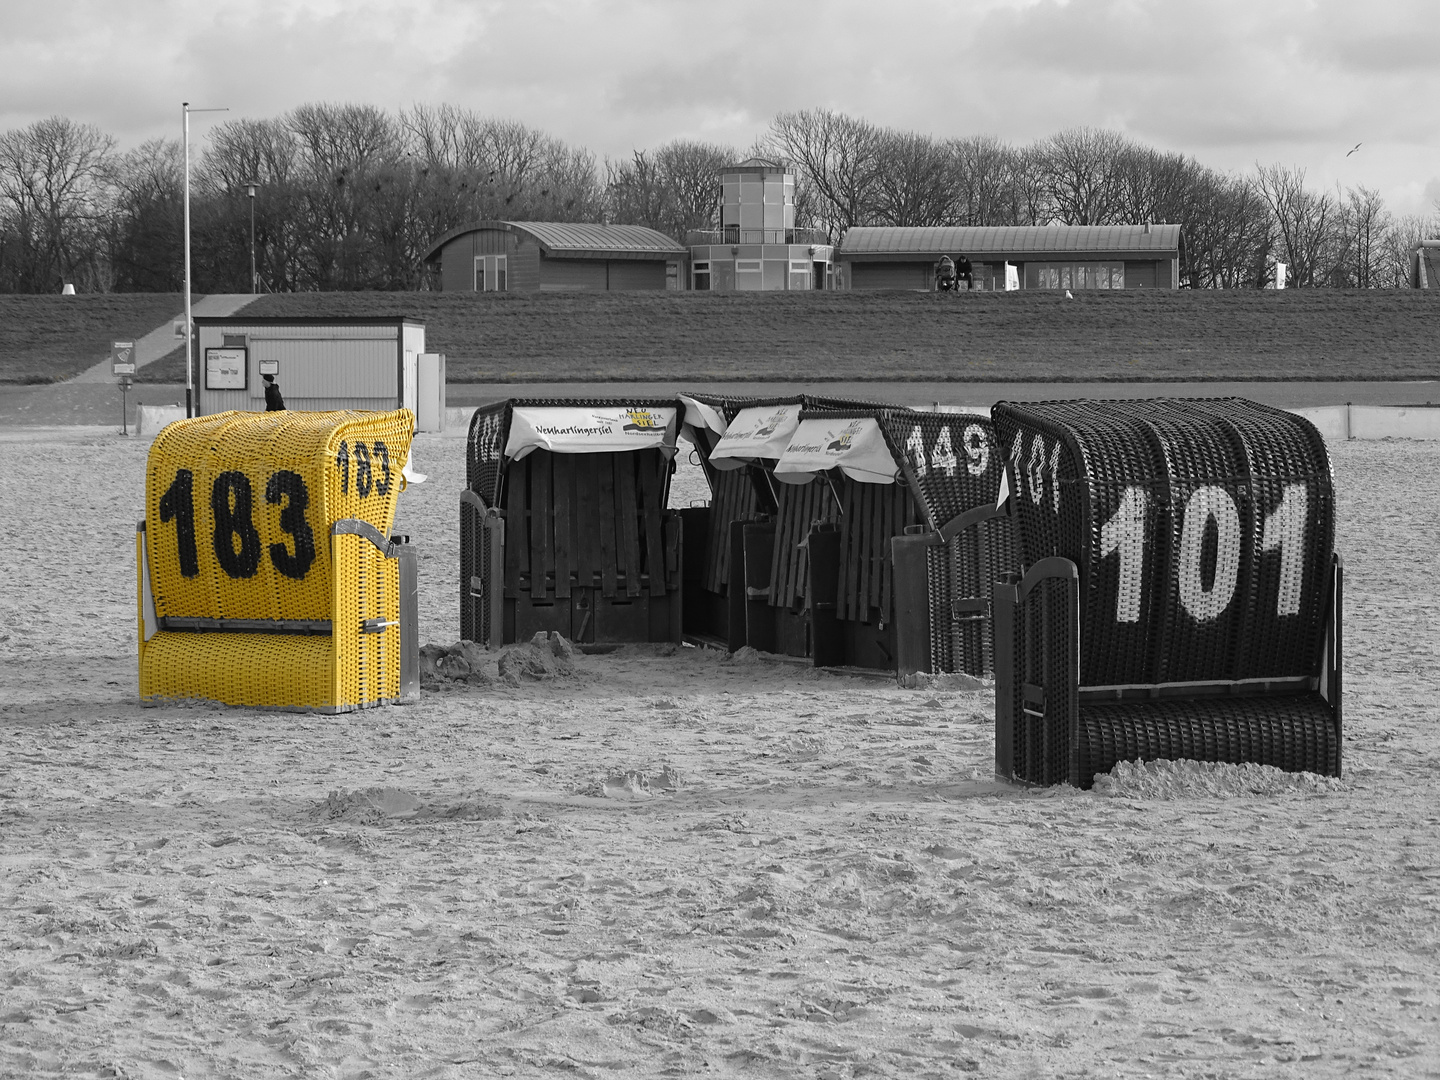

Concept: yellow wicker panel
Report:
left=139, top=631, right=338, bottom=709
left=144, top=410, right=413, bottom=622
left=139, top=409, right=414, bottom=710
left=330, top=532, right=402, bottom=708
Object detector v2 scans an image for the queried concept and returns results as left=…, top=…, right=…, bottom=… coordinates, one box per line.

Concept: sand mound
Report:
left=585, top=766, right=682, bottom=799
left=1093, top=758, right=1345, bottom=799
left=497, top=631, right=577, bottom=684
left=419, top=640, right=492, bottom=688
left=318, top=787, right=506, bottom=824
left=898, top=671, right=990, bottom=691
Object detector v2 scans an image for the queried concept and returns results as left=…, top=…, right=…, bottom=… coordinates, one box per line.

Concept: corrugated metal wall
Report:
left=537, top=257, right=669, bottom=291
left=197, top=323, right=401, bottom=414
left=1124, top=261, right=1158, bottom=288
left=608, top=260, right=667, bottom=290
left=850, top=262, right=929, bottom=290
left=540, top=258, right=609, bottom=291
left=440, top=236, right=472, bottom=292
left=510, top=241, right=541, bottom=291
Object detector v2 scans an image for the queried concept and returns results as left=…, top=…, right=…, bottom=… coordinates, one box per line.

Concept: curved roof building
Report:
left=837, top=224, right=1184, bottom=291
left=423, top=220, right=688, bottom=293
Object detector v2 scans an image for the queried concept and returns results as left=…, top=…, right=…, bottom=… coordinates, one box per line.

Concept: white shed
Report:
left=191, top=316, right=438, bottom=424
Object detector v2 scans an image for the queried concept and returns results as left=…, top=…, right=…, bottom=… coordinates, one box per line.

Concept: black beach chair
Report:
left=989, top=398, right=1342, bottom=787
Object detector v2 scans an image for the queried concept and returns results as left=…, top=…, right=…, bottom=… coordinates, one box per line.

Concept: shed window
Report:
left=475, top=255, right=508, bottom=292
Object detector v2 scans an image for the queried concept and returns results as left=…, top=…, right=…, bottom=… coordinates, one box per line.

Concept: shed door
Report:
left=403, top=350, right=418, bottom=413
left=1124, top=261, right=1157, bottom=289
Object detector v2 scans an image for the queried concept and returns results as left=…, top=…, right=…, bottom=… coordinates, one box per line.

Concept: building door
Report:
left=474, top=255, right=508, bottom=292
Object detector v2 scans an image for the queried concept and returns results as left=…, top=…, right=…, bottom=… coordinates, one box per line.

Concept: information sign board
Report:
left=111, top=341, right=136, bottom=376
left=205, top=347, right=246, bottom=390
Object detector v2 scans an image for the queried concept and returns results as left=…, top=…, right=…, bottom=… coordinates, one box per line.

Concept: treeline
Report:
left=0, top=105, right=1432, bottom=293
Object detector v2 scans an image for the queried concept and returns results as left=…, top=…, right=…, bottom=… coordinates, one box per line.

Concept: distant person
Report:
left=263, top=373, right=285, bottom=411
left=935, top=255, right=957, bottom=292
left=956, top=255, right=974, bottom=290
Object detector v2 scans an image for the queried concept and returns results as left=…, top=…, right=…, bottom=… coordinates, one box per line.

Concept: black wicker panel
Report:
left=992, top=398, right=1333, bottom=687
left=879, top=410, right=1006, bottom=531
left=1074, top=694, right=1339, bottom=788
left=465, top=401, right=510, bottom=505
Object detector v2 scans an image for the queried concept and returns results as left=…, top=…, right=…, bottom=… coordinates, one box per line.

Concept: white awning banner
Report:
left=678, top=395, right=727, bottom=441
left=708, top=404, right=802, bottom=471
left=504, top=405, right=678, bottom=460
left=772, top=417, right=900, bottom=485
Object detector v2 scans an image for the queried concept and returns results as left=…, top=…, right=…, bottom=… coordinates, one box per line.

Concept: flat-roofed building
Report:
left=687, top=159, right=835, bottom=291
left=423, top=221, right=687, bottom=292
left=836, top=224, right=1184, bottom=291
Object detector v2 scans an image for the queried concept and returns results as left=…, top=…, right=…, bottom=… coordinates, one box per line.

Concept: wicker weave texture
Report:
left=140, top=409, right=414, bottom=710
left=145, top=410, right=413, bottom=621
left=1074, top=695, right=1339, bottom=787
left=991, top=398, right=1333, bottom=686
left=879, top=410, right=1005, bottom=531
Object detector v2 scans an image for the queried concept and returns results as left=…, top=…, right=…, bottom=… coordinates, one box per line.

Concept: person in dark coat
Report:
left=956, top=255, right=974, bottom=289
left=263, top=373, right=285, bottom=411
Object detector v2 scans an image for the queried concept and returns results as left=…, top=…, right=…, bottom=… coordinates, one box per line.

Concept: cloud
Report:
left=0, top=0, right=1436, bottom=214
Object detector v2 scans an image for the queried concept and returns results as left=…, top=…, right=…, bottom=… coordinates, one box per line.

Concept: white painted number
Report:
left=1176, top=486, right=1242, bottom=622
left=1095, top=482, right=1308, bottom=624
left=1099, top=485, right=1149, bottom=623
left=963, top=423, right=989, bottom=477
left=932, top=425, right=958, bottom=476
left=905, top=426, right=928, bottom=478
left=1261, top=483, right=1309, bottom=616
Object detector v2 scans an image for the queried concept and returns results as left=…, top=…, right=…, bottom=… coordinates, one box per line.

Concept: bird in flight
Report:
left=1346, top=142, right=1362, bottom=157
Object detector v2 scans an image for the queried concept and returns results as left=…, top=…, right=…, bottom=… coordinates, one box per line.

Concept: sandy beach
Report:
left=1, top=429, right=1437, bottom=1079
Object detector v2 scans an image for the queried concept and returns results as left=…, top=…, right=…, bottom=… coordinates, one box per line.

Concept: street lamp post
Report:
left=182, top=101, right=228, bottom=418
left=245, top=181, right=258, bottom=293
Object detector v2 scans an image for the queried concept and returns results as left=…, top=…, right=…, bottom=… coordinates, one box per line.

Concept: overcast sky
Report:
left=4, top=0, right=1439, bottom=215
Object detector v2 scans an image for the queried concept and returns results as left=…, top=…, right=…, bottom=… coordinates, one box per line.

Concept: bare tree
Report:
left=1252, top=164, right=1343, bottom=287
left=1381, top=212, right=1438, bottom=288
left=765, top=109, right=884, bottom=240
left=946, top=136, right=1022, bottom=226
left=653, top=140, right=735, bottom=237
left=107, top=138, right=183, bottom=291
left=199, top=118, right=304, bottom=290
left=1037, top=127, right=1131, bottom=225
left=1183, top=171, right=1273, bottom=288
left=0, top=116, right=116, bottom=291
left=1342, top=185, right=1390, bottom=288
left=606, top=150, right=669, bottom=231
left=868, top=128, right=954, bottom=226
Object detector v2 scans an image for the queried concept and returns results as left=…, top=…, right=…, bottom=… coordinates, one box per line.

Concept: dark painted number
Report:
left=373, top=441, right=391, bottom=496
left=336, top=441, right=350, bottom=494
left=211, top=471, right=263, bottom=578
left=265, top=470, right=316, bottom=580
left=354, top=442, right=372, bottom=497
left=156, top=466, right=328, bottom=582
left=159, top=469, right=199, bottom=578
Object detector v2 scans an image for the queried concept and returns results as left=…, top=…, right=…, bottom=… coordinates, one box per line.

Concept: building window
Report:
left=1026, top=262, right=1125, bottom=290
left=475, top=255, right=508, bottom=292
left=735, top=259, right=763, bottom=291
left=788, top=260, right=811, bottom=291
left=693, top=261, right=711, bottom=291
